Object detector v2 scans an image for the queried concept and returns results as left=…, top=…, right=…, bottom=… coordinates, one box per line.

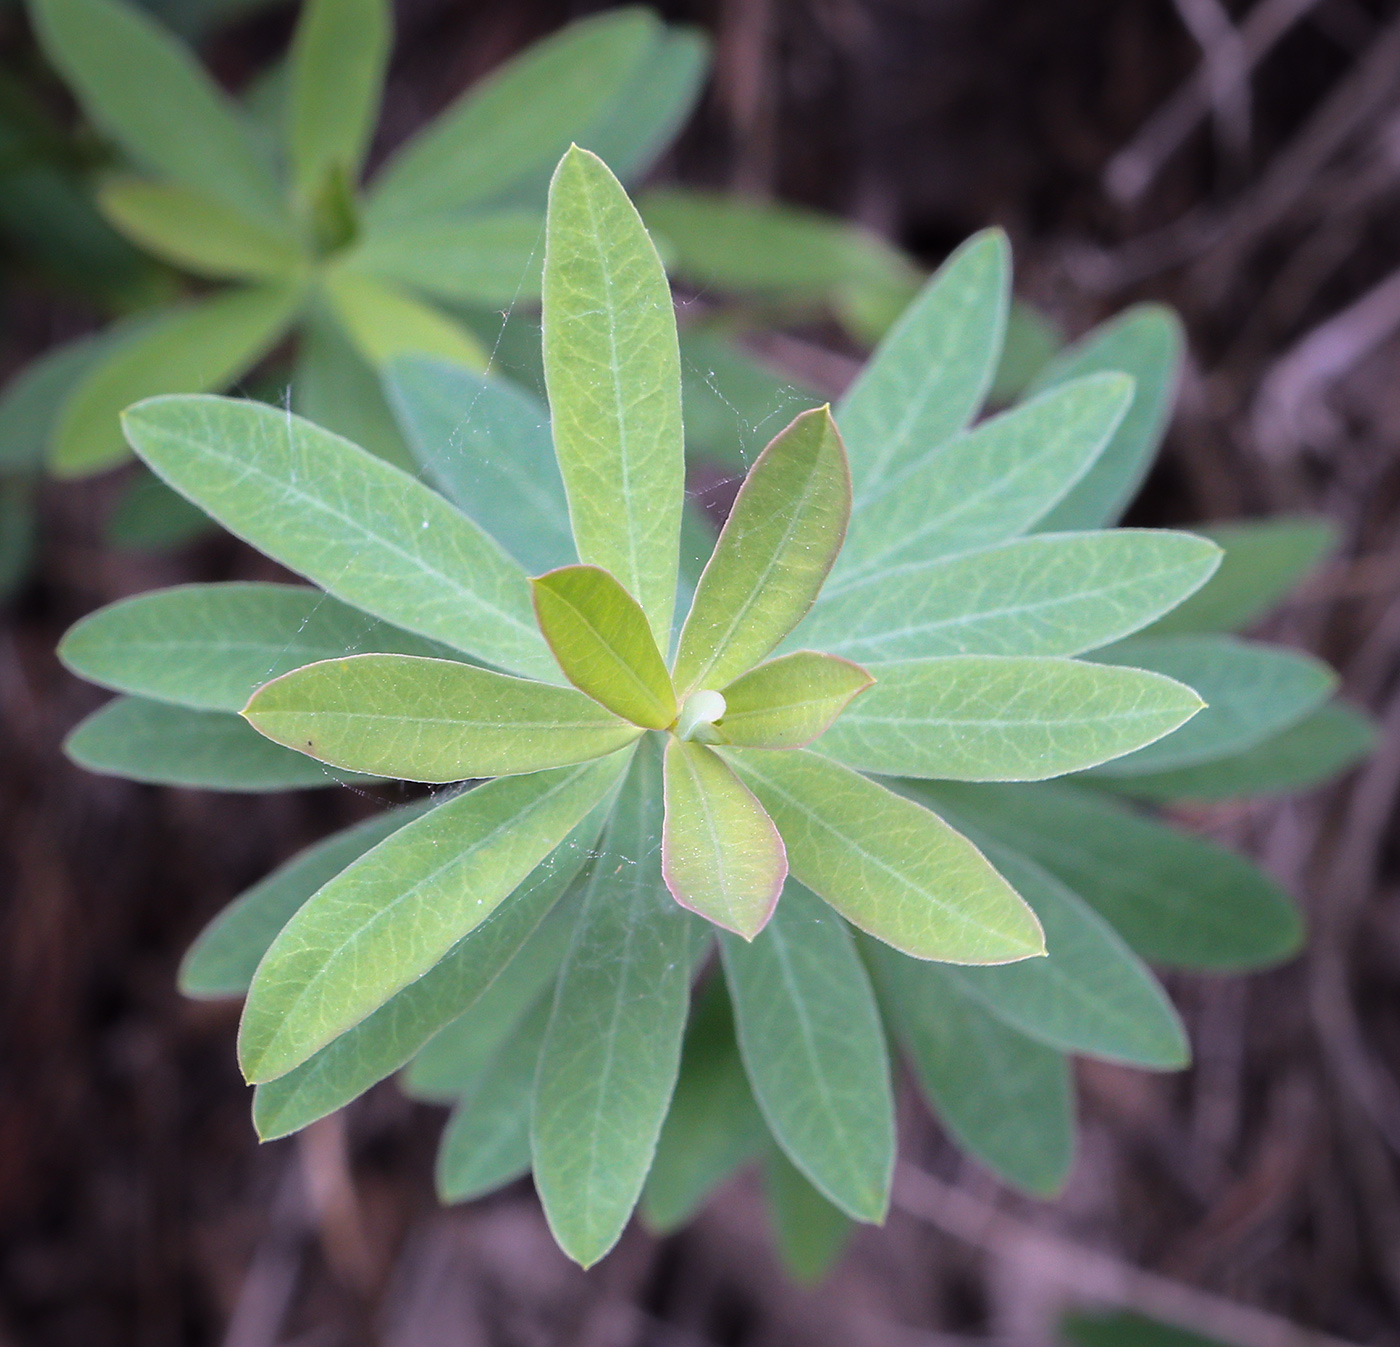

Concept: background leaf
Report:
left=760, top=1145, right=853, bottom=1284
left=348, top=213, right=544, bottom=305
left=105, top=467, right=214, bottom=550
left=322, top=270, right=486, bottom=369
left=0, top=332, right=110, bottom=472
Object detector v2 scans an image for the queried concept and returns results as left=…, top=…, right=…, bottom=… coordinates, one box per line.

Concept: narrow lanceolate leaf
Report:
left=323, top=270, right=487, bottom=369
left=244, top=654, right=639, bottom=781
left=662, top=739, right=787, bottom=940
left=59, top=583, right=452, bottom=713
left=717, top=652, right=872, bottom=750
left=0, top=333, right=109, bottom=472
left=866, top=938, right=1074, bottom=1196
left=837, top=229, right=1009, bottom=501
left=180, top=800, right=436, bottom=998
left=349, top=214, right=545, bottom=306
left=532, top=565, right=676, bottom=728
left=833, top=373, right=1134, bottom=586
left=1087, top=636, right=1335, bottom=776
left=721, top=883, right=894, bottom=1222
left=761, top=1147, right=853, bottom=1285
left=1032, top=305, right=1183, bottom=532
left=796, top=531, right=1221, bottom=665
left=641, top=977, right=767, bottom=1233
left=542, top=146, right=684, bottom=648
left=673, top=407, right=851, bottom=696
left=723, top=748, right=1043, bottom=964
left=922, top=781, right=1303, bottom=970
left=65, top=696, right=352, bottom=791
left=121, top=396, right=560, bottom=682
left=238, top=752, right=628, bottom=1082
left=534, top=739, right=702, bottom=1268
left=815, top=656, right=1203, bottom=782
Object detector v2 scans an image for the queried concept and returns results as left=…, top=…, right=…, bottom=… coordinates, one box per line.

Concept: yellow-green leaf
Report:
left=717, top=651, right=872, bottom=750
left=322, top=269, right=486, bottom=369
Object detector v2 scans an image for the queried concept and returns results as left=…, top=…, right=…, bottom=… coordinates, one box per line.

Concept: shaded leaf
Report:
left=348, top=213, right=544, bottom=305
left=987, top=300, right=1062, bottom=404
left=105, top=467, right=213, bottom=550
left=717, top=651, right=872, bottom=750
left=761, top=1145, right=852, bottom=1284
left=0, top=332, right=109, bottom=472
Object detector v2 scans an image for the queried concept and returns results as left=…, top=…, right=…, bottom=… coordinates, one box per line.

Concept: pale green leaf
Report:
left=987, top=300, right=1062, bottom=405
left=673, top=406, right=850, bottom=696
left=816, top=655, right=1203, bottom=781
left=52, top=289, right=301, bottom=476
left=721, top=882, right=893, bottom=1222
left=716, top=652, right=872, bottom=750
left=532, top=565, right=676, bottom=729
left=1033, top=305, right=1182, bottom=531
left=244, top=654, right=639, bottom=781
left=1088, top=635, right=1335, bottom=776
left=238, top=751, right=628, bottom=1082
left=0, top=332, right=111, bottom=471
left=797, top=530, right=1221, bottom=665
left=105, top=467, right=213, bottom=550
left=533, top=738, right=702, bottom=1268
left=322, top=269, right=486, bottom=369
left=121, top=395, right=560, bottom=681
left=543, top=145, right=684, bottom=648
left=836, top=229, right=1009, bottom=501
left=761, top=1145, right=853, bottom=1284
left=723, top=747, right=1043, bottom=964
left=922, top=781, right=1303, bottom=970
left=348, top=213, right=544, bottom=305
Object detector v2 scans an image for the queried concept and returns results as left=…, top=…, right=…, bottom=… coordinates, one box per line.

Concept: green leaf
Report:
left=1032, top=305, right=1183, bottom=531
left=987, top=300, right=1062, bottom=405
left=532, top=565, right=676, bottom=729
left=105, top=467, right=213, bottom=550
left=533, top=738, right=702, bottom=1267
left=348, top=213, right=544, bottom=305
left=384, top=356, right=575, bottom=574
left=720, top=882, right=893, bottom=1222
left=923, top=781, right=1303, bottom=970
left=121, top=395, right=560, bottom=681
left=364, top=8, right=656, bottom=227
left=244, top=653, right=640, bottom=781
left=723, top=747, right=1044, bottom=964
left=835, top=373, right=1133, bottom=584
left=542, top=145, right=684, bottom=649
left=0, top=484, right=35, bottom=601
left=0, top=332, right=109, bottom=472
left=865, top=937, right=1074, bottom=1196
left=322, top=269, right=486, bottom=369
left=1062, top=1310, right=1229, bottom=1347
left=180, top=799, right=436, bottom=998
left=97, top=176, right=304, bottom=280
left=60, top=582, right=450, bottom=712
left=815, top=655, right=1203, bottom=781
left=673, top=406, right=850, bottom=696
left=285, top=0, right=389, bottom=200
left=29, top=0, right=285, bottom=226
left=65, top=695, right=352, bottom=791
left=662, top=739, right=787, bottom=939
left=761, top=1146, right=852, bottom=1285
left=1087, top=635, right=1335, bottom=776
left=251, top=811, right=603, bottom=1138
left=238, top=751, right=628, bottom=1082
left=1144, top=516, right=1337, bottom=635
left=640, top=976, right=766, bottom=1233
left=716, top=652, right=872, bottom=750
left=1099, top=700, right=1375, bottom=802
left=436, top=994, right=550, bottom=1203
left=836, top=229, right=1008, bottom=501
left=798, top=530, right=1221, bottom=664
left=52, top=288, right=301, bottom=476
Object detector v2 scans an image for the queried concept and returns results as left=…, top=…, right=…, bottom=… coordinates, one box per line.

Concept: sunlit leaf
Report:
left=716, top=651, right=872, bottom=750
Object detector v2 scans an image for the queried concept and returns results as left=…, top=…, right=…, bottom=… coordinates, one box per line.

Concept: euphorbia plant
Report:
left=58, top=148, right=1368, bottom=1277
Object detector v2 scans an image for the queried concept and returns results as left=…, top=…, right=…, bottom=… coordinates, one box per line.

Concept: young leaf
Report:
left=348, top=213, right=544, bottom=305
left=121, top=396, right=560, bottom=682
left=662, top=739, right=787, bottom=939
left=1032, top=305, right=1182, bottom=531
left=797, top=530, right=1222, bottom=664
left=640, top=976, right=767, bottom=1233
left=385, top=356, right=575, bottom=574
left=922, top=781, right=1303, bottom=970
left=59, top=582, right=450, bottom=713
left=724, top=748, right=1044, bottom=964
left=532, top=565, right=676, bottom=729
left=323, top=270, right=487, bottom=369
left=673, top=406, right=850, bottom=696
left=286, top=0, right=390, bottom=201
left=543, top=145, right=684, bottom=648
left=836, top=229, right=1009, bottom=501
left=866, top=937, right=1074, bottom=1196
left=720, top=882, right=894, bottom=1222
left=533, top=742, right=702, bottom=1268
left=243, top=653, right=640, bottom=781
left=1087, top=636, right=1335, bottom=776
left=815, top=655, right=1203, bottom=781
left=180, top=800, right=436, bottom=998
left=717, top=652, right=872, bottom=750
left=835, top=373, right=1134, bottom=583
left=53, top=288, right=301, bottom=476
left=761, top=1145, right=853, bottom=1285
left=238, top=751, right=629, bottom=1082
